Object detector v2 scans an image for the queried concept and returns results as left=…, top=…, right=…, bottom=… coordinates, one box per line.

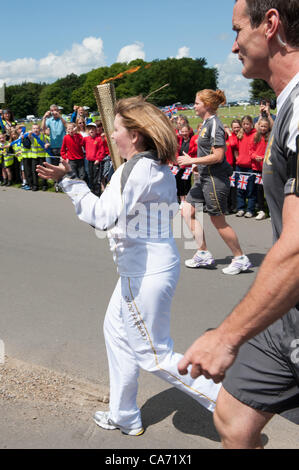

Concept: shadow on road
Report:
left=140, top=387, right=220, bottom=442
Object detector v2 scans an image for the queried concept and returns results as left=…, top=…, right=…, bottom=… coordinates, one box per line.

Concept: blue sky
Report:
left=0, top=0, right=250, bottom=101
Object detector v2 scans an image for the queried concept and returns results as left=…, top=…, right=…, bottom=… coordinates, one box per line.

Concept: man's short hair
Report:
left=238, top=0, right=299, bottom=48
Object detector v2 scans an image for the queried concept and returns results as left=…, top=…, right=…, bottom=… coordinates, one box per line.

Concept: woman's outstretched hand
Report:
left=36, top=159, right=71, bottom=182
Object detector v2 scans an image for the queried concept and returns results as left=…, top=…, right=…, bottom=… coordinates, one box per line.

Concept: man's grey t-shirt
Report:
left=197, top=115, right=229, bottom=176
left=263, top=74, right=299, bottom=321
left=263, top=76, right=299, bottom=243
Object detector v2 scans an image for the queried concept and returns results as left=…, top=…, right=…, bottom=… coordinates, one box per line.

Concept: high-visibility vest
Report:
left=2, top=146, right=14, bottom=167
left=12, top=143, right=23, bottom=162
left=2, top=120, right=17, bottom=130
left=0, top=145, right=6, bottom=165
left=27, top=133, right=49, bottom=159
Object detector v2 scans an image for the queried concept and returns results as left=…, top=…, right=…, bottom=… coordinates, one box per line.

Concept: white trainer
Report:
left=236, top=210, right=245, bottom=217
left=222, top=255, right=252, bottom=275
left=255, top=211, right=266, bottom=220
left=185, top=250, right=215, bottom=268
left=244, top=211, right=254, bottom=218
left=93, top=411, right=144, bottom=436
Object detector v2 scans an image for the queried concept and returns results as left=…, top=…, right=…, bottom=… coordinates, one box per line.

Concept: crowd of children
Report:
left=0, top=103, right=273, bottom=220
left=0, top=108, right=111, bottom=196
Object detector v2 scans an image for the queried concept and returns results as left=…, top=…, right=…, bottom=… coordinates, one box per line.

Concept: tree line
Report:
left=1, top=57, right=275, bottom=119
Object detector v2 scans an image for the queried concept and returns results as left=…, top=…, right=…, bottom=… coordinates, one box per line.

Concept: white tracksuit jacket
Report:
left=60, top=152, right=221, bottom=429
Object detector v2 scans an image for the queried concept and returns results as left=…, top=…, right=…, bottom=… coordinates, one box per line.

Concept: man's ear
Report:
left=265, top=8, right=285, bottom=44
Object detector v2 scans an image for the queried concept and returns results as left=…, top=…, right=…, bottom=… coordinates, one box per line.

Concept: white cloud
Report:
left=116, top=42, right=145, bottom=63
left=0, top=37, right=106, bottom=86
left=215, top=52, right=251, bottom=102
left=176, top=46, right=190, bottom=59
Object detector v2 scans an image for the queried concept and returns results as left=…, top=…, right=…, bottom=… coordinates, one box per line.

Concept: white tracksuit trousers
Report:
left=103, top=265, right=221, bottom=429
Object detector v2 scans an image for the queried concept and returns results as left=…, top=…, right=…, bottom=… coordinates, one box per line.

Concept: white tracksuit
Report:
left=60, top=153, right=221, bottom=429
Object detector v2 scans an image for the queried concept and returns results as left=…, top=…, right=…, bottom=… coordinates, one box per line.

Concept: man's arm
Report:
left=41, top=111, right=51, bottom=132
left=178, top=194, right=299, bottom=382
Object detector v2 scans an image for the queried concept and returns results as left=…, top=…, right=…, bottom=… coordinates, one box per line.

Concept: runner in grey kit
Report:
left=178, top=89, right=251, bottom=275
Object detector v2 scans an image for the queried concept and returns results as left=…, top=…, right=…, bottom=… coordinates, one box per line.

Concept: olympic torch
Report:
left=94, top=83, right=122, bottom=170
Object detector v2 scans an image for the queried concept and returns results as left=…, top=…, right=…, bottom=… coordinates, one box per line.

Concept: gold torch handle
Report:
left=93, top=83, right=122, bottom=170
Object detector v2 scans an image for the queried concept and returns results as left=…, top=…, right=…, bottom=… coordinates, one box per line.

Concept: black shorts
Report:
left=175, top=168, right=192, bottom=197
left=186, top=172, right=229, bottom=216
left=223, top=307, right=299, bottom=415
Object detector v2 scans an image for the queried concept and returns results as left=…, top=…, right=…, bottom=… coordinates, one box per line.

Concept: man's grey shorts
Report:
left=186, top=172, right=230, bottom=216
left=223, top=307, right=299, bottom=415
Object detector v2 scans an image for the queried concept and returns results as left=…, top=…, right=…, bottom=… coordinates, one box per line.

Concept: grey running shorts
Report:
left=186, top=172, right=230, bottom=216
left=223, top=308, right=299, bottom=415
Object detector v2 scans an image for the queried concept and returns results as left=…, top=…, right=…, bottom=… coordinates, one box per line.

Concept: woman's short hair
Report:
left=196, top=89, right=226, bottom=113
left=114, top=96, right=177, bottom=164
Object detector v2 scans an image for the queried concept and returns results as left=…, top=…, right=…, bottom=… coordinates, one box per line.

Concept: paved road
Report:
left=0, top=186, right=298, bottom=450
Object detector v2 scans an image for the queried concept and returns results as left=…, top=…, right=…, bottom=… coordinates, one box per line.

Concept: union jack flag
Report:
left=164, top=105, right=178, bottom=117
left=170, top=165, right=179, bottom=175
left=255, top=174, right=263, bottom=185
left=181, top=167, right=192, bottom=180
left=237, top=174, right=249, bottom=190
left=229, top=173, right=235, bottom=187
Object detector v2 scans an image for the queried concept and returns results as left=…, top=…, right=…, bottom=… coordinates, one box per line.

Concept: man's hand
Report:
left=177, top=329, right=239, bottom=383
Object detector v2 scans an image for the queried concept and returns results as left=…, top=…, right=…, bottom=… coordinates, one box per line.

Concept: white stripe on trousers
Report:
left=103, top=266, right=221, bottom=428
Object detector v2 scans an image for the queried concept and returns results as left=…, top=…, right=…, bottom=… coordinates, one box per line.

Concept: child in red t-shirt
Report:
left=249, top=117, right=271, bottom=220
left=61, top=123, right=85, bottom=180
left=95, top=120, right=113, bottom=187
left=83, top=123, right=105, bottom=197
left=225, top=120, right=241, bottom=213
left=235, top=116, right=257, bottom=218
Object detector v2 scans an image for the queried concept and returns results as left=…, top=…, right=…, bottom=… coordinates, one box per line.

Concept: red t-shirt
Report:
left=236, top=129, right=256, bottom=168
left=249, top=136, right=268, bottom=172
left=101, top=136, right=109, bottom=156
left=61, top=133, right=84, bottom=160
left=225, top=133, right=238, bottom=166
left=83, top=135, right=105, bottom=162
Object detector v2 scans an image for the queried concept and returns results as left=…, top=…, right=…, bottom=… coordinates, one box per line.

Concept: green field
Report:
left=21, top=104, right=274, bottom=133
left=179, top=104, right=265, bottom=129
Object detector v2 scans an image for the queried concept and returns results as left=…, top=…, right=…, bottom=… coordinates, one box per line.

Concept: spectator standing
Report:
left=250, top=117, right=271, bottom=220
left=176, top=124, right=196, bottom=205
left=83, top=123, right=105, bottom=197
left=9, top=128, right=24, bottom=187
left=0, top=132, right=13, bottom=186
left=60, top=123, right=85, bottom=180
left=25, top=124, right=50, bottom=191
left=96, top=120, right=113, bottom=186
left=76, top=117, right=89, bottom=182
left=225, top=120, right=241, bottom=213
left=253, top=97, right=276, bottom=129
left=42, top=104, right=67, bottom=165
left=235, top=116, right=257, bottom=218
left=2, top=109, right=16, bottom=136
